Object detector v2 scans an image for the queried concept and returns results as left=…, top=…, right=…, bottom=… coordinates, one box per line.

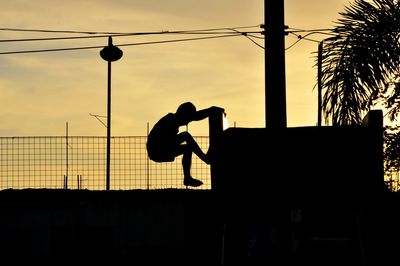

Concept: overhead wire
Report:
left=241, top=35, right=264, bottom=49
left=228, top=28, right=264, bottom=49
left=0, top=25, right=338, bottom=55
left=0, top=25, right=265, bottom=55
left=0, top=30, right=264, bottom=43
left=0, top=33, right=244, bottom=55
left=0, top=25, right=261, bottom=35
left=286, top=27, right=335, bottom=34
left=284, top=26, right=337, bottom=50
left=285, top=31, right=334, bottom=50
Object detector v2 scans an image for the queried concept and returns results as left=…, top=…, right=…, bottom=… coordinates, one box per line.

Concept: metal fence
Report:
left=0, top=136, right=211, bottom=190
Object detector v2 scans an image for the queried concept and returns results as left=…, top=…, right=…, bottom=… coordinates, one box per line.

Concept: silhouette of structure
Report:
left=209, top=109, right=387, bottom=265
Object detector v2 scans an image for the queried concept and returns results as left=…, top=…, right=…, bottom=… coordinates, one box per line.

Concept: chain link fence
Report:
left=0, top=136, right=211, bottom=190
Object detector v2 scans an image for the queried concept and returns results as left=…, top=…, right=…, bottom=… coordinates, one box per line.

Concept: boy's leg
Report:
left=178, top=144, right=203, bottom=187
left=181, top=145, right=192, bottom=179
left=177, top=132, right=210, bottom=164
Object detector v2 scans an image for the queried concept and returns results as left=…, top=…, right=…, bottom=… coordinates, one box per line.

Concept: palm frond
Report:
left=318, top=0, right=400, bottom=125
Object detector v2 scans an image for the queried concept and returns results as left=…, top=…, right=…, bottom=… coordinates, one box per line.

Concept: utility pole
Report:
left=264, top=0, right=287, bottom=128
left=100, top=36, right=123, bottom=191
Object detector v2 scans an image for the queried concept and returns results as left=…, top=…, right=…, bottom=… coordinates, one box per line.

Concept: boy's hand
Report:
left=209, top=106, right=225, bottom=114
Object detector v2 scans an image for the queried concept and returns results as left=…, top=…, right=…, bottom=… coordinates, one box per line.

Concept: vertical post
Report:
left=100, top=36, right=123, bottom=191
left=208, top=109, right=225, bottom=191
left=147, top=122, right=150, bottom=190
left=317, top=41, right=323, bottom=127
left=106, top=59, right=111, bottom=191
left=265, top=0, right=287, bottom=128
left=65, top=122, right=68, bottom=189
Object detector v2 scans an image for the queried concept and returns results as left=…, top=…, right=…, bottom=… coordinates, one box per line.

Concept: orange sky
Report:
left=0, top=0, right=351, bottom=136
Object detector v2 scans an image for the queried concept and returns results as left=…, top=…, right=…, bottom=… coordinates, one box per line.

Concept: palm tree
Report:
left=319, top=0, right=400, bottom=189
left=320, top=0, right=400, bottom=126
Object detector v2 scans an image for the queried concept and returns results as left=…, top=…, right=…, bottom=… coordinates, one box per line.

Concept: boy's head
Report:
left=176, top=102, right=196, bottom=125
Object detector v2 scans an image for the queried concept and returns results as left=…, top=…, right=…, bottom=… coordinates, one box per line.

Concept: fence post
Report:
left=208, top=109, right=225, bottom=191
left=65, top=122, right=69, bottom=189
left=147, top=122, right=150, bottom=190
left=64, top=175, right=68, bottom=190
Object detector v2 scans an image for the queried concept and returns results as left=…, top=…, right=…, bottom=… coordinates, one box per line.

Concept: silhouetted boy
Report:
left=147, top=102, right=224, bottom=187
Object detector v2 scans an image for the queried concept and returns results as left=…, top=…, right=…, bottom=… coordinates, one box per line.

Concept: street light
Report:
left=100, top=36, right=123, bottom=191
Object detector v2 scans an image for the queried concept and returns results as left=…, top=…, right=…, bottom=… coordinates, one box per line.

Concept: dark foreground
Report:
left=0, top=189, right=399, bottom=266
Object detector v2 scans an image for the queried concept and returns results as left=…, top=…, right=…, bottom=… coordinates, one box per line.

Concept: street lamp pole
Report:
left=100, top=36, right=123, bottom=191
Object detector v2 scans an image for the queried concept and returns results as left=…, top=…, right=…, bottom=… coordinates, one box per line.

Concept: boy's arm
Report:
left=192, top=106, right=225, bottom=121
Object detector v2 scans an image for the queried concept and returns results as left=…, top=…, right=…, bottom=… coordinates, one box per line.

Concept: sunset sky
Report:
left=0, top=0, right=351, bottom=136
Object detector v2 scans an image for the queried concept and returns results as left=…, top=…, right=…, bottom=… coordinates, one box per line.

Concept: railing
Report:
left=0, top=136, right=211, bottom=190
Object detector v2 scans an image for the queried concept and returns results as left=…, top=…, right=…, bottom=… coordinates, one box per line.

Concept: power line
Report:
left=0, top=33, right=243, bottom=55
left=246, top=34, right=264, bottom=40
left=118, top=33, right=243, bottom=47
left=0, top=25, right=265, bottom=54
left=0, top=25, right=261, bottom=35
left=0, top=25, right=338, bottom=54
left=285, top=28, right=336, bottom=51
left=0, top=45, right=103, bottom=55
left=286, top=27, right=335, bottom=34
left=285, top=32, right=327, bottom=51
left=0, top=30, right=263, bottom=43
left=242, top=35, right=264, bottom=49
left=228, top=28, right=264, bottom=49
left=0, top=27, right=116, bottom=35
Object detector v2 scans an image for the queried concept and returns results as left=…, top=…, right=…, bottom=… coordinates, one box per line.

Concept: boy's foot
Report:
left=184, top=177, right=203, bottom=187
